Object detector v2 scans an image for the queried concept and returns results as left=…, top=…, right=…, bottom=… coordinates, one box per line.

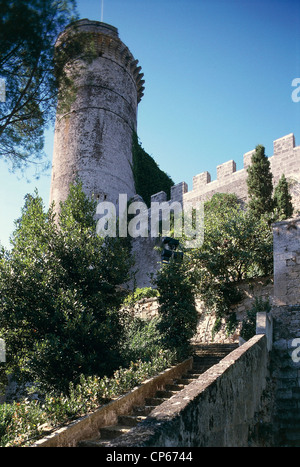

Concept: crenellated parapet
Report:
left=133, top=132, right=300, bottom=289
left=159, top=133, right=300, bottom=213
left=57, top=19, right=145, bottom=103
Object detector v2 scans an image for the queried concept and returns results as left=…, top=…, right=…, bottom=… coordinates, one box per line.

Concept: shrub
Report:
left=122, top=287, right=159, bottom=307
left=0, top=182, right=132, bottom=394
left=186, top=193, right=273, bottom=337
left=0, top=352, right=174, bottom=447
left=121, top=316, right=165, bottom=363
left=155, top=256, right=197, bottom=360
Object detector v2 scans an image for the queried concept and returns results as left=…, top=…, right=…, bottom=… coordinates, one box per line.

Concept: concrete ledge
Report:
left=31, top=357, right=193, bottom=447
left=109, top=335, right=268, bottom=447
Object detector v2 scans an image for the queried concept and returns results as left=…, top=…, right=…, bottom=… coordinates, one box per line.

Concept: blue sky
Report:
left=1, top=0, right=300, bottom=249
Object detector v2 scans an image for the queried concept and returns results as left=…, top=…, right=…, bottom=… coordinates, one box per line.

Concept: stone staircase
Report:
left=78, top=343, right=238, bottom=447
left=273, top=351, right=300, bottom=447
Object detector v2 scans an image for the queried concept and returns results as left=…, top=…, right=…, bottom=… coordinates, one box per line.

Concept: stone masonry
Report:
left=271, top=217, right=300, bottom=446
left=273, top=217, right=300, bottom=306
left=108, top=335, right=271, bottom=447
left=126, top=277, right=274, bottom=344
left=175, top=133, right=300, bottom=213
left=48, top=20, right=300, bottom=289
left=50, top=19, right=144, bottom=209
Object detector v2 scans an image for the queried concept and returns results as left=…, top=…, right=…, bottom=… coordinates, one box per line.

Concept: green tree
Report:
left=187, top=193, right=273, bottom=336
left=155, top=256, right=197, bottom=360
left=247, top=145, right=274, bottom=218
left=0, top=182, right=132, bottom=394
left=0, top=0, right=78, bottom=173
left=273, top=174, right=293, bottom=220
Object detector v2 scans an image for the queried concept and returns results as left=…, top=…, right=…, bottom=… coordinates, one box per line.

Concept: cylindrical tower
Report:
left=50, top=19, right=145, bottom=209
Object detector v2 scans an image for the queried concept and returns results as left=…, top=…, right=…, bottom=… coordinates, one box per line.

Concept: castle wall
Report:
left=135, top=133, right=300, bottom=289
left=169, top=133, right=300, bottom=213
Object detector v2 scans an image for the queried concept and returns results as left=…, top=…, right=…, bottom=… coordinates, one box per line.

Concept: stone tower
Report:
left=50, top=19, right=145, bottom=208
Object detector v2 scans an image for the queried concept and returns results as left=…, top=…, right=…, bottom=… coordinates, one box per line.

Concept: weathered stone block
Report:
left=193, top=171, right=211, bottom=190
left=217, top=160, right=236, bottom=180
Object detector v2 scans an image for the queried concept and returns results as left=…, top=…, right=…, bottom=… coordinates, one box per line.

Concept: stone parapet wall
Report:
left=32, top=358, right=193, bottom=447
left=110, top=335, right=271, bottom=447
left=183, top=133, right=300, bottom=212
left=149, top=133, right=300, bottom=215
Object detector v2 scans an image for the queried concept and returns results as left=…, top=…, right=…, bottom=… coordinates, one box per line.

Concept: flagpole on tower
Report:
left=101, top=0, right=104, bottom=22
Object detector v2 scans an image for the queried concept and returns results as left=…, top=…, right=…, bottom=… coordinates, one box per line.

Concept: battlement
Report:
left=148, top=133, right=300, bottom=213
left=273, top=132, right=295, bottom=156
left=56, top=19, right=145, bottom=102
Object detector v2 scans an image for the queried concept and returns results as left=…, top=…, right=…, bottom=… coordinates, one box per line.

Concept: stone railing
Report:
left=109, top=334, right=271, bottom=447
left=31, top=358, right=193, bottom=447
left=256, top=312, right=273, bottom=351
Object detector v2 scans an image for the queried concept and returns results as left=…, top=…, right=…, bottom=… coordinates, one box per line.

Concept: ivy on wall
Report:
left=132, top=132, right=174, bottom=207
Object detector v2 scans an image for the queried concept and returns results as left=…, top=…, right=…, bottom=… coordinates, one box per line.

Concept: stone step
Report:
left=165, top=383, right=185, bottom=391
left=278, top=420, right=300, bottom=431
left=281, top=440, right=300, bottom=447
left=182, top=373, right=200, bottom=379
left=293, top=388, right=300, bottom=397
left=193, top=360, right=223, bottom=365
left=284, top=429, right=300, bottom=444
left=77, top=344, right=237, bottom=447
left=277, top=410, right=300, bottom=421
left=78, top=438, right=113, bottom=447
left=132, top=405, right=155, bottom=416
left=276, top=403, right=300, bottom=413
left=155, top=390, right=177, bottom=398
left=187, top=366, right=210, bottom=373
left=176, top=377, right=199, bottom=385
left=144, top=397, right=168, bottom=406
left=118, top=414, right=146, bottom=426
left=187, top=369, right=209, bottom=375
left=99, top=424, right=132, bottom=440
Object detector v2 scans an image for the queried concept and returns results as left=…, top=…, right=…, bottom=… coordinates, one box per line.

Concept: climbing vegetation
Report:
left=132, top=132, right=174, bottom=207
